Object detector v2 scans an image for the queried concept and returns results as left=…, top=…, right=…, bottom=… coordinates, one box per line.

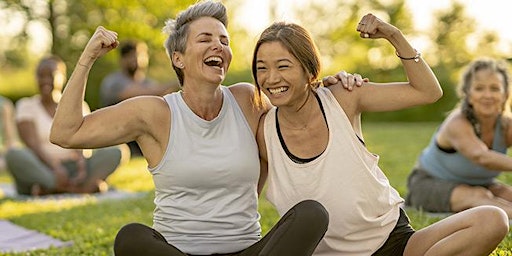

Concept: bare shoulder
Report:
left=228, top=82, right=267, bottom=134
left=117, top=95, right=170, bottom=123
left=228, top=82, right=256, bottom=97
left=229, top=82, right=264, bottom=109
left=442, top=110, right=468, bottom=129
left=326, top=82, right=350, bottom=97
left=439, top=110, right=460, bottom=129
left=119, top=96, right=171, bottom=166
left=121, top=95, right=169, bottom=111
left=437, top=109, right=473, bottom=143
left=123, top=96, right=171, bottom=135
left=325, top=83, right=360, bottom=118
left=325, top=81, right=366, bottom=101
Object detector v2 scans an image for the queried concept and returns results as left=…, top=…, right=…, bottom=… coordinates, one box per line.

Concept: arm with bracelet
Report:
left=396, top=49, right=421, bottom=62
left=251, top=13, right=505, bottom=256
left=332, top=13, right=443, bottom=115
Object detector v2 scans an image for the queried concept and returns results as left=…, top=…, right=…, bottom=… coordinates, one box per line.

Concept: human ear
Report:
left=172, top=51, right=184, bottom=68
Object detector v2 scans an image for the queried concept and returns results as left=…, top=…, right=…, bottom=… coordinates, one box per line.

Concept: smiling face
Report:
left=173, top=16, right=232, bottom=87
left=468, top=68, right=508, bottom=118
left=255, top=41, right=311, bottom=108
left=252, top=22, right=321, bottom=108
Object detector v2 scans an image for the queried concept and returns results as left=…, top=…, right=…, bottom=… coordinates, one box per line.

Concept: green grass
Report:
left=0, top=122, right=511, bottom=255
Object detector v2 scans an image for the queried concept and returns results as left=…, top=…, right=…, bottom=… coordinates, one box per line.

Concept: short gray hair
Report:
left=163, top=0, right=228, bottom=86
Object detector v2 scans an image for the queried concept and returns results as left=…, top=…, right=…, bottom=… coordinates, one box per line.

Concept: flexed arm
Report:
left=338, top=13, right=443, bottom=114
left=50, top=26, right=120, bottom=148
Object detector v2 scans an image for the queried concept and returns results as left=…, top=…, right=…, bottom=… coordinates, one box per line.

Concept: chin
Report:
left=268, top=97, right=286, bottom=107
left=210, top=76, right=225, bottom=85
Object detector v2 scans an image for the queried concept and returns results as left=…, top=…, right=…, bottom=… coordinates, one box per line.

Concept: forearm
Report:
left=388, top=32, right=442, bottom=103
left=50, top=54, right=94, bottom=147
left=477, top=150, right=512, bottom=172
left=52, top=26, right=119, bottom=148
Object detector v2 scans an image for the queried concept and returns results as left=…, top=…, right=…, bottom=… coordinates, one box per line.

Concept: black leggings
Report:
left=114, top=200, right=328, bottom=256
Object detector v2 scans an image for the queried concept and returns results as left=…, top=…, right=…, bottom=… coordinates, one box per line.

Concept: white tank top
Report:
left=265, top=87, right=403, bottom=256
left=149, top=86, right=261, bottom=254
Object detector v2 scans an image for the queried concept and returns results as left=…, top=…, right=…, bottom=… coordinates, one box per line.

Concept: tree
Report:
left=0, top=0, right=196, bottom=108
left=2, top=0, right=510, bottom=118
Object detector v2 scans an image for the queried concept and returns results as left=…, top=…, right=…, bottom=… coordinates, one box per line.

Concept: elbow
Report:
left=49, top=128, right=71, bottom=148
left=421, top=84, right=443, bottom=104
left=49, top=133, right=65, bottom=148
left=468, top=151, right=493, bottom=169
left=428, top=80, right=443, bottom=103
left=429, top=87, right=443, bottom=103
left=410, top=81, right=444, bottom=105
left=434, top=85, right=444, bottom=101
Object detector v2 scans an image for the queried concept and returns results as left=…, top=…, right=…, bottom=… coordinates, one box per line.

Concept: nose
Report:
left=267, top=69, right=281, bottom=84
left=211, top=39, right=223, bottom=52
left=483, top=88, right=496, bottom=98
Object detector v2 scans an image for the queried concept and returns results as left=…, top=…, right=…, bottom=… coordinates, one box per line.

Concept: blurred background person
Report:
left=100, top=40, right=179, bottom=157
left=5, top=55, right=124, bottom=196
left=0, top=95, right=18, bottom=171
left=406, top=58, right=512, bottom=219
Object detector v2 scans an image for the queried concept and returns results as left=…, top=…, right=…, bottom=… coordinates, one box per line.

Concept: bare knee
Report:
left=451, top=185, right=494, bottom=211
left=469, top=206, right=508, bottom=241
left=461, top=185, right=494, bottom=200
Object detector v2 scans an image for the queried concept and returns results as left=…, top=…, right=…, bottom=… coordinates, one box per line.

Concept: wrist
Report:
left=77, top=54, right=95, bottom=69
left=387, top=31, right=414, bottom=54
left=387, top=29, right=404, bottom=47
left=396, top=49, right=421, bottom=63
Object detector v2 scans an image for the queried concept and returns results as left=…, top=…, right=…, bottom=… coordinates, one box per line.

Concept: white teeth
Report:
left=268, top=87, right=287, bottom=94
left=205, top=56, right=222, bottom=63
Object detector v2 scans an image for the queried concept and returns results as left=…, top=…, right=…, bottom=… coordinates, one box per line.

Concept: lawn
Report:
left=0, top=122, right=511, bottom=255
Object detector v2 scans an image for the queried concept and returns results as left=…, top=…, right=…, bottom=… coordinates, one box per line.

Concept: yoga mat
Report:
left=0, top=220, right=73, bottom=253
left=0, top=183, right=145, bottom=202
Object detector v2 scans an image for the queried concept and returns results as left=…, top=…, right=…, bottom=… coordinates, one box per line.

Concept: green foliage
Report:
left=1, top=0, right=512, bottom=113
left=0, top=68, right=37, bottom=102
left=0, top=0, right=196, bottom=109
